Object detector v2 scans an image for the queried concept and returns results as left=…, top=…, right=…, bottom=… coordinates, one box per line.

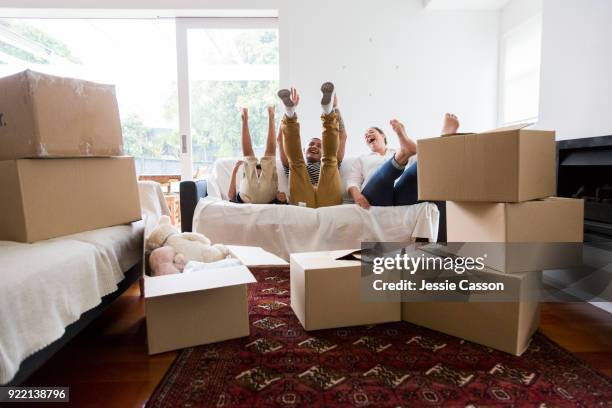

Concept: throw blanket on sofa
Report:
left=193, top=198, right=439, bottom=260
left=192, top=157, right=439, bottom=259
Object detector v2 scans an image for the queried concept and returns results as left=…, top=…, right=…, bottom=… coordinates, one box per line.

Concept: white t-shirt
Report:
left=345, top=148, right=417, bottom=192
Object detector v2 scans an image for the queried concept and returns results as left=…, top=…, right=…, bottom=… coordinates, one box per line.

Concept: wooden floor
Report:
left=18, top=282, right=612, bottom=408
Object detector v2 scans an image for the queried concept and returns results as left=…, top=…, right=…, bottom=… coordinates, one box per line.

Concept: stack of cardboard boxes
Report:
left=405, top=125, right=584, bottom=355
left=0, top=70, right=141, bottom=243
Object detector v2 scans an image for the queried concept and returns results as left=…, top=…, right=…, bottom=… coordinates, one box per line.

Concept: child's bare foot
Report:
left=441, top=113, right=459, bottom=135
left=390, top=119, right=417, bottom=165
left=241, top=107, right=248, bottom=122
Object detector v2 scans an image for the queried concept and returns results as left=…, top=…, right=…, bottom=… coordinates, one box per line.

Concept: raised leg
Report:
left=361, top=158, right=404, bottom=206
left=392, top=162, right=419, bottom=206
left=315, top=111, right=343, bottom=207
left=264, top=105, right=276, bottom=157
left=241, top=108, right=255, bottom=157
left=281, top=115, right=316, bottom=207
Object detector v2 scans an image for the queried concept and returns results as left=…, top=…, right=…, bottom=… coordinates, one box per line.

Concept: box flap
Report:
left=145, top=265, right=256, bottom=299
left=482, top=123, right=534, bottom=133
left=291, top=249, right=362, bottom=270
left=440, top=132, right=475, bottom=138
left=227, top=245, right=288, bottom=266
left=334, top=249, right=363, bottom=261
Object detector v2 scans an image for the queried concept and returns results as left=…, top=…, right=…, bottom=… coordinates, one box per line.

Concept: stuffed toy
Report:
left=149, top=246, right=181, bottom=276
left=146, top=215, right=230, bottom=272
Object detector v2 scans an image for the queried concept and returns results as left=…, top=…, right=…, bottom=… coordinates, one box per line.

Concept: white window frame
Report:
left=175, top=17, right=279, bottom=180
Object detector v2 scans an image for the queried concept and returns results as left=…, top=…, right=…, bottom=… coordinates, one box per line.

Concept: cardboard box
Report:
left=290, top=249, right=401, bottom=331
left=446, top=198, right=584, bottom=272
left=0, top=157, right=141, bottom=242
left=402, top=301, right=540, bottom=356
left=401, top=248, right=541, bottom=356
left=417, top=125, right=556, bottom=202
left=145, top=245, right=287, bottom=354
left=0, top=70, right=123, bottom=160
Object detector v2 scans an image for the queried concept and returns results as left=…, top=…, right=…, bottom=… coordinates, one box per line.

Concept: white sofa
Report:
left=0, top=181, right=168, bottom=385
left=184, top=157, right=440, bottom=260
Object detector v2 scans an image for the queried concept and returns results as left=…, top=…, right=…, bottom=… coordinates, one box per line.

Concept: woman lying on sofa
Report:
left=227, top=105, right=288, bottom=204
left=345, top=113, right=460, bottom=209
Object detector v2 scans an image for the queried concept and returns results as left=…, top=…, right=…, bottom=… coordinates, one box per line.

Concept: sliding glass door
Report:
left=175, top=18, right=279, bottom=180
left=0, top=18, right=179, bottom=176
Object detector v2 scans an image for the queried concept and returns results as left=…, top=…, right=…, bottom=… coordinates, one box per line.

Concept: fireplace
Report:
left=557, top=135, right=612, bottom=241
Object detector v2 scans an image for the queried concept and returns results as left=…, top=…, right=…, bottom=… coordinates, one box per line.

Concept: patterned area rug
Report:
left=146, top=267, right=611, bottom=407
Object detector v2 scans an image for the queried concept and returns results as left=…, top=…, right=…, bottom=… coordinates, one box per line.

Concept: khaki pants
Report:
left=239, top=155, right=278, bottom=204
left=281, top=112, right=343, bottom=208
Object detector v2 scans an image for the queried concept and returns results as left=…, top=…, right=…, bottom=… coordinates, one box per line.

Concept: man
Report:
left=276, top=82, right=347, bottom=208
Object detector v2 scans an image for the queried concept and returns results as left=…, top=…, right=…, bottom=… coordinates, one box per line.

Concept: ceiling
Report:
left=423, top=0, right=511, bottom=10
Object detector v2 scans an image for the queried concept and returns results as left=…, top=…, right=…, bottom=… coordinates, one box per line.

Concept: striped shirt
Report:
left=283, top=161, right=341, bottom=185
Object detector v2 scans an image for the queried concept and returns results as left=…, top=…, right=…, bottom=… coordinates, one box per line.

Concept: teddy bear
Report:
left=149, top=246, right=181, bottom=276
left=146, top=215, right=230, bottom=273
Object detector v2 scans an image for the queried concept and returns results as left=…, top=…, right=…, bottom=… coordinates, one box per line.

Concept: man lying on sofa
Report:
left=276, top=82, right=347, bottom=208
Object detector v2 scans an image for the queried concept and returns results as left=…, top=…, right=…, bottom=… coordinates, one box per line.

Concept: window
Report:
left=499, top=15, right=542, bottom=126
left=0, top=17, right=280, bottom=179
left=176, top=21, right=279, bottom=178
left=0, top=18, right=179, bottom=175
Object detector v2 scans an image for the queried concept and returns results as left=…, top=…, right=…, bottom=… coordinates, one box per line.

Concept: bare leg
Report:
left=241, top=108, right=255, bottom=157
left=389, top=119, right=417, bottom=166
left=441, top=113, right=460, bottom=135
left=264, top=105, right=276, bottom=157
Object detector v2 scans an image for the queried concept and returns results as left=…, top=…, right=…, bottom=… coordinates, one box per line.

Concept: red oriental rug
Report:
left=146, top=267, right=611, bottom=407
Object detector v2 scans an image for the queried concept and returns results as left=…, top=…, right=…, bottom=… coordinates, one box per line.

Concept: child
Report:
left=228, top=105, right=287, bottom=204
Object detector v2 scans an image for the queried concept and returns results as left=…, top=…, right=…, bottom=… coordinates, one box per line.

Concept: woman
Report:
left=346, top=113, right=459, bottom=208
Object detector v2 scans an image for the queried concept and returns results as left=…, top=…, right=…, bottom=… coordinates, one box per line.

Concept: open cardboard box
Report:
left=144, top=245, right=287, bottom=354
left=290, top=249, right=401, bottom=331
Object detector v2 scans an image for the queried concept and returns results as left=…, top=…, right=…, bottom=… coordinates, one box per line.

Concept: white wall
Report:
left=500, top=0, right=542, bottom=33
left=0, top=0, right=500, bottom=155
left=537, top=0, right=612, bottom=140
left=283, top=0, right=499, bottom=155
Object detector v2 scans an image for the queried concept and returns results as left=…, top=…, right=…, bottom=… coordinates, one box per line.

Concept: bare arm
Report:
left=277, top=126, right=289, bottom=167
left=346, top=156, right=370, bottom=209
left=228, top=160, right=243, bottom=201
left=349, top=186, right=370, bottom=209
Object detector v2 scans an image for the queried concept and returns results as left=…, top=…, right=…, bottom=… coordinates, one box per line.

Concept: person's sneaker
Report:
left=277, top=89, right=294, bottom=107
left=320, top=82, right=334, bottom=106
